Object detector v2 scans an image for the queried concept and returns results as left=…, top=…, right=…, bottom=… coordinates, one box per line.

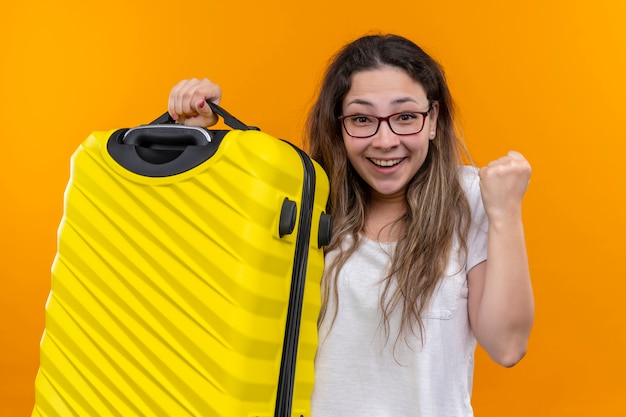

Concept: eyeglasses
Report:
left=339, top=107, right=431, bottom=139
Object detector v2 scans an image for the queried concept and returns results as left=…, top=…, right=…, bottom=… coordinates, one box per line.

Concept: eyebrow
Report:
left=344, top=97, right=422, bottom=108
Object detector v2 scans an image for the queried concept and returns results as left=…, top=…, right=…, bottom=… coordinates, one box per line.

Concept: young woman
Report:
left=167, top=34, right=534, bottom=416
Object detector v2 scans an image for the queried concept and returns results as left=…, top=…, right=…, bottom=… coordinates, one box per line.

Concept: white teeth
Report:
left=370, top=158, right=403, bottom=167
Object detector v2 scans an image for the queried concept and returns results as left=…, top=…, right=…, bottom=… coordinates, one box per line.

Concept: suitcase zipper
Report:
left=274, top=143, right=316, bottom=417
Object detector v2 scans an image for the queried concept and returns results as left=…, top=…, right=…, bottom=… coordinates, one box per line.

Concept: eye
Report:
left=349, top=115, right=375, bottom=125
left=393, top=112, right=419, bottom=123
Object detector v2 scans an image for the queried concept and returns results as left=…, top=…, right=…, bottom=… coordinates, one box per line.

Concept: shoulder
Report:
left=457, top=165, right=481, bottom=199
left=457, top=165, right=488, bottom=226
left=457, top=167, right=488, bottom=267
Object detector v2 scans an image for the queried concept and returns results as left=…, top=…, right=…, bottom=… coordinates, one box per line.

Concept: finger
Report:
left=179, top=79, right=201, bottom=116
left=191, top=91, right=210, bottom=114
left=167, top=78, right=222, bottom=126
left=507, top=150, right=526, bottom=161
left=167, top=80, right=185, bottom=120
left=485, top=151, right=524, bottom=169
left=485, top=157, right=506, bottom=169
left=168, top=79, right=195, bottom=121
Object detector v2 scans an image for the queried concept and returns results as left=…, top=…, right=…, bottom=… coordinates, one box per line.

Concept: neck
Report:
left=364, top=194, right=407, bottom=242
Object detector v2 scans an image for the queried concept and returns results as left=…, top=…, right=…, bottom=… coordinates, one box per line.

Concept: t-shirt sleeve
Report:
left=461, top=166, right=489, bottom=272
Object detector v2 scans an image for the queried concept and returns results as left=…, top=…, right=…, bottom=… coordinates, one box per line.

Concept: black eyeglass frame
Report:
left=338, top=105, right=432, bottom=139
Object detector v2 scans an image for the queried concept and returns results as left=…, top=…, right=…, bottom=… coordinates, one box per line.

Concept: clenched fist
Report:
left=168, top=78, right=222, bottom=127
left=478, top=151, right=532, bottom=222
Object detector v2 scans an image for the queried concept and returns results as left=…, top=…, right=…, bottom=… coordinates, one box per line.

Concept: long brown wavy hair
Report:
left=304, top=34, right=472, bottom=345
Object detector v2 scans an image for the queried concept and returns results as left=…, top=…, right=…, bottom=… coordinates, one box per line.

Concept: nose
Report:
left=371, top=119, right=400, bottom=149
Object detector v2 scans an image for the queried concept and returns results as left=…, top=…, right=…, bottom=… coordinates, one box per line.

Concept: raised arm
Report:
left=467, top=150, right=535, bottom=367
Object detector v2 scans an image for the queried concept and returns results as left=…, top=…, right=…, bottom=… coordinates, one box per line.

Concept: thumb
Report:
left=188, top=99, right=219, bottom=127
left=197, top=99, right=211, bottom=114
left=195, top=100, right=217, bottom=121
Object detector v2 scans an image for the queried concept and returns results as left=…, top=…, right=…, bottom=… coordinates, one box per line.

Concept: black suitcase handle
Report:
left=206, top=101, right=260, bottom=131
left=107, top=123, right=224, bottom=177
left=151, top=101, right=260, bottom=131
left=123, top=125, right=211, bottom=148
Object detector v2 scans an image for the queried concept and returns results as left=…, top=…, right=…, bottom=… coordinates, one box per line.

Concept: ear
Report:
left=428, top=101, right=439, bottom=140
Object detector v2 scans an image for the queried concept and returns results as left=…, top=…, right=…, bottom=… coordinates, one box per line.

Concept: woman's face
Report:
left=341, top=66, right=439, bottom=201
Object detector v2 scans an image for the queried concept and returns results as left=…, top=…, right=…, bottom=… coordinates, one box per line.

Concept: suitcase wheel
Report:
left=318, top=213, right=332, bottom=248
left=279, top=198, right=297, bottom=237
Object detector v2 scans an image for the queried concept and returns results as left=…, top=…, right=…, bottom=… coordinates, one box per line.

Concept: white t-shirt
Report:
left=311, top=166, right=489, bottom=417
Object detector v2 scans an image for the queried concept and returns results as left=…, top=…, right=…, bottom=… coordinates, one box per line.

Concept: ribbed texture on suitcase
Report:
left=32, top=129, right=328, bottom=417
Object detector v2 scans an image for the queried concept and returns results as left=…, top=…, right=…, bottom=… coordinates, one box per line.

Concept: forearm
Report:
left=472, top=215, right=535, bottom=367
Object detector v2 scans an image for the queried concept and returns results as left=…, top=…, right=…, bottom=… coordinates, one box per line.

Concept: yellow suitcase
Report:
left=31, top=103, right=331, bottom=417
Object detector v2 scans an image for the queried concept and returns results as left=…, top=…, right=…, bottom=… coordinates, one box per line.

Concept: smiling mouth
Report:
left=369, top=158, right=404, bottom=167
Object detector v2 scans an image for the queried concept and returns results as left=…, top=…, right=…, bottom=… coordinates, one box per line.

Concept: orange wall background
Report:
left=2, top=1, right=625, bottom=416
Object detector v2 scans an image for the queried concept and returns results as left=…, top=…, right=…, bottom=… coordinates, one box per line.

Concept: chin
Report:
left=370, top=185, right=407, bottom=200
